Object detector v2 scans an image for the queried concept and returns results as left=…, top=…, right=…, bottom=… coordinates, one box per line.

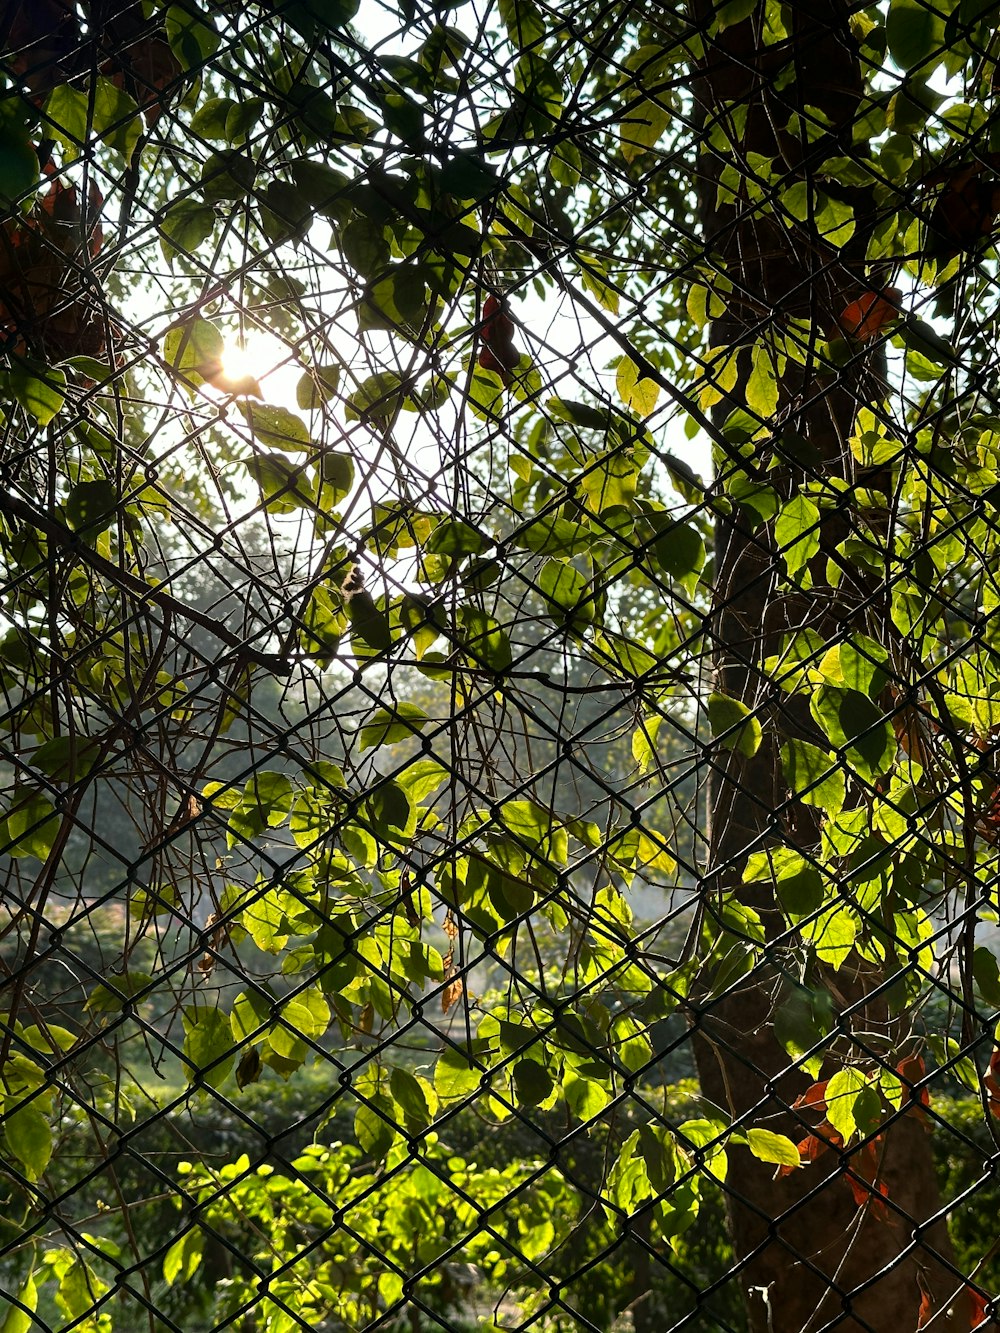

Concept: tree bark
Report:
left=686, top=4, right=968, bottom=1330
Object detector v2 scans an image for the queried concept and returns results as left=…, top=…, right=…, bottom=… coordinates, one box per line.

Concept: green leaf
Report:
left=780, top=739, right=845, bottom=813
left=818, top=636, right=889, bottom=698
left=363, top=780, right=415, bottom=841
left=347, top=589, right=391, bottom=654
left=46, top=79, right=142, bottom=161
left=296, top=364, right=342, bottom=410
left=815, top=194, right=855, bottom=248
left=744, top=846, right=822, bottom=915
left=607, top=825, right=676, bottom=878
left=3, top=364, right=66, bottom=425
left=289, top=160, right=351, bottom=215
left=468, top=363, right=507, bottom=421
left=299, top=585, right=345, bottom=664
left=652, top=519, right=705, bottom=588
left=515, top=516, right=594, bottom=557
left=359, top=703, right=429, bottom=750
left=189, top=97, right=238, bottom=140
left=182, top=1007, right=235, bottom=1090
left=237, top=403, right=312, bottom=452
left=200, top=150, right=256, bottom=202
left=564, top=1072, right=611, bottom=1121
left=547, top=397, right=612, bottom=431
left=498, top=0, right=546, bottom=47
left=383, top=90, right=425, bottom=148
left=0, top=1271, right=38, bottom=1333
left=163, top=317, right=223, bottom=390
left=236, top=1045, right=262, bottom=1087
left=428, top=518, right=485, bottom=557
left=434, top=1044, right=487, bottom=1102
left=973, top=946, right=1000, bottom=1008
left=84, top=970, right=154, bottom=1014
left=538, top=560, right=597, bottom=630
left=389, top=1067, right=437, bottom=1131
left=581, top=452, right=637, bottom=512
left=165, top=3, right=221, bottom=70
left=616, top=357, right=660, bottom=416
left=163, top=1229, right=204, bottom=1287
left=802, top=904, right=857, bottom=969
left=810, top=686, right=895, bottom=781
left=747, top=1128, right=801, bottom=1168
left=441, top=150, right=498, bottom=200
left=458, top=607, right=512, bottom=672
left=226, top=100, right=266, bottom=145
left=632, top=715, right=662, bottom=774
left=773, top=984, right=834, bottom=1078
left=886, top=0, right=945, bottom=71
left=0, top=108, right=38, bottom=207
left=355, top=1100, right=396, bottom=1159
left=66, top=480, right=117, bottom=537
left=927, top=1035, right=981, bottom=1092
left=899, top=317, right=958, bottom=367
left=0, top=791, right=59, bottom=861
left=345, top=372, right=407, bottom=421
left=716, top=0, right=757, bottom=28
left=276, top=989, right=330, bottom=1045
left=686, top=281, right=726, bottom=328
left=619, top=96, right=670, bottom=165
left=4, top=1104, right=52, bottom=1180
left=321, top=452, right=354, bottom=505
left=746, top=343, right=779, bottom=420
left=397, top=758, right=448, bottom=802
left=512, top=1059, right=555, bottom=1107
left=231, top=988, right=273, bottom=1044
left=707, top=693, right=762, bottom=758
left=775, top=495, right=821, bottom=576
left=244, top=452, right=311, bottom=514
left=825, top=1067, right=868, bottom=1144
left=46, top=1256, right=108, bottom=1322
left=160, top=199, right=215, bottom=262
left=578, top=257, right=620, bottom=314
left=280, top=0, right=360, bottom=38
left=241, top=889, right=290, bottom=953
left=259, top=180, right=312, bottom=244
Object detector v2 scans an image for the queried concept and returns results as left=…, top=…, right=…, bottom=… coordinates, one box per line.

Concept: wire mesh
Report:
left=0, top=0, right=998, bottom=1330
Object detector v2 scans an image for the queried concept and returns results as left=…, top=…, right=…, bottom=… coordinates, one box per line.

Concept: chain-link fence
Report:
left=0, top=0, right=998, bottom=1329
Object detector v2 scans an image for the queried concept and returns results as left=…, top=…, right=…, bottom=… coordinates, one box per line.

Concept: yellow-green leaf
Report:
left=747, top=1128, right=801, bottom=1168
left=707, top=693, right=762, bottom=758
left=616, top=357, right=660, bottom=417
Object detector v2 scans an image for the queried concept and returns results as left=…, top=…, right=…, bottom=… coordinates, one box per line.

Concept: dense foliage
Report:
left=2, top=0, right=1000, bottom=1329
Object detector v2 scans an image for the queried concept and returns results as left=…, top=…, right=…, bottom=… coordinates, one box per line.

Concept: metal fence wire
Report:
left=1, top=0, right=1000, bottom=1329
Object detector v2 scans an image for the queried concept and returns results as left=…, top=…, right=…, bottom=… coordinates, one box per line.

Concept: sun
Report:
left=220, top=331, right=286, bottom=386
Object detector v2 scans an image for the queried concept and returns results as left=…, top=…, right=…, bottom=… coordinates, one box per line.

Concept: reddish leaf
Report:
left=838, top=287, right=901, bottom=341
left=778, top=1121, right=844, bottom=1177
left=897, top=1054, right=930, bottom=1118
left=792, top=1079, right=830, bottom=1113
left=441, top=977, right=464, bottom=1014
left=969, top=1287, right=988, bottom=1329
left=892, top=703, right=932, bottom=767
left=482, top=293, right=515, bottom=345
left=845, top=1140, right=889, bottom=1220
left=103, top=34, right=182, bottom=127
left=0, top=176, right=107, bottom=357
left=917, top=1287, right=933, bottom=1329
left=478, top=293, right=520, bottom=384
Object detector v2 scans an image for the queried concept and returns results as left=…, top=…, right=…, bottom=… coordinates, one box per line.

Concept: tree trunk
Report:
left=687, top=4, right=968, bottom=1330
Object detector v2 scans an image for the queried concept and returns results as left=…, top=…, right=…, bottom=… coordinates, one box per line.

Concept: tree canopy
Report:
left=1, top=0, right=1000, bottom=1330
